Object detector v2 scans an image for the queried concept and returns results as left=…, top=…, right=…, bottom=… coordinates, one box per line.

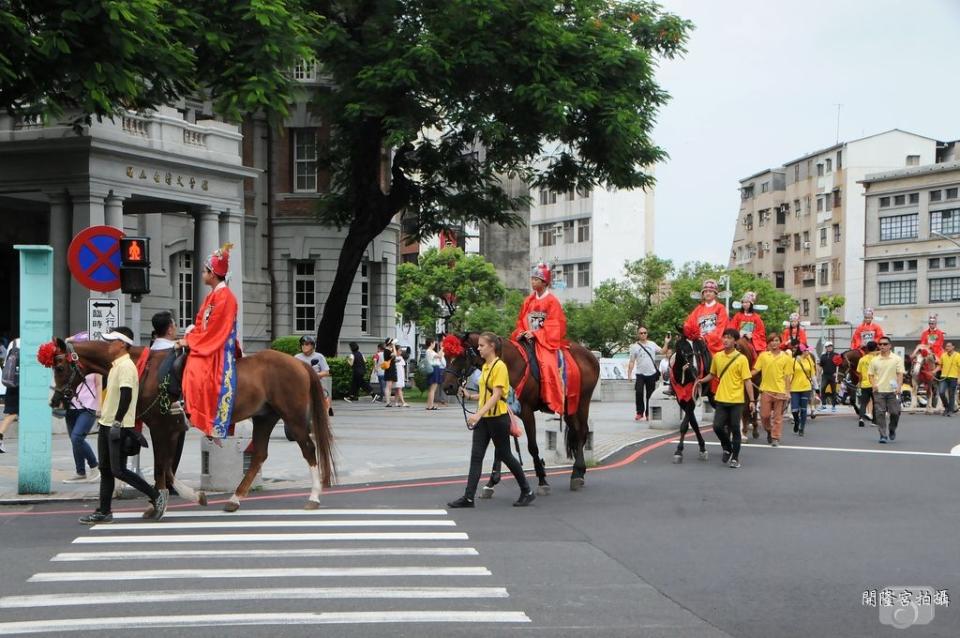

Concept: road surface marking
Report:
left=0, top=611, right=530, bottom=634
left=29, top=566, right=491, bottom=582
left=73, top=532, right=470, bottom=544
left=702, top=441, right=959, bottom=457
left=52, top=547, right=478, bottom=562
left=111, top=508, right=450, bottom=519
left=92, top=519, right=456, bottom=531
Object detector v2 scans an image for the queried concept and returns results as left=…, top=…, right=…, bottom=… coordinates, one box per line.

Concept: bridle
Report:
left=50, top=342, right=93, bottom=408
left=447, top=336, right=485, bottom=428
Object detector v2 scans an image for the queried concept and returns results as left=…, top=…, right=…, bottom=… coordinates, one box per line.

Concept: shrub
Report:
left=271, top=336, right=355, bottom=399
left=271, top=335, right=301, bottom=355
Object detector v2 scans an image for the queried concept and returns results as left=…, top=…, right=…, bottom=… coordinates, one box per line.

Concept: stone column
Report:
left=194, top=207, right=220, bottom=311
left=47, top=193, right=72, bottom=337
left=104, top=193, right=124, bottom=231
left=219, top=210, right=244, bottom=340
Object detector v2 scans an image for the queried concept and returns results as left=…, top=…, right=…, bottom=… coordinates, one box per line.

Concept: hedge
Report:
left=270, top=336, right=376, bottom=399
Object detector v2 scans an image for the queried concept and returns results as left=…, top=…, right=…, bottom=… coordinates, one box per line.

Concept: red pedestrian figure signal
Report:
left=119, top=237, right=150, bottom=297
left=120, top=237, right=149, bottom=266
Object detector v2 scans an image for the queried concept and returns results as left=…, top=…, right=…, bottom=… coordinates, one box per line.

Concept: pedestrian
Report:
left=626, top=327, right=667, bottom=422
left=868, top=337, right=905, bottom=443
left=382, top=338, right=397, bottom=406
left=935, top=341, right=960, bottom=416
left=448, top=331, right=535, bottom=508
left=79, top=328, right=167, bottom=524
left=344, top=342, right=373, bottom=402
left=818, top=341, right=840, bottom=412
left=62, top=335, right=102, bottom=483
left=148, top=311, right=186, bottom=475
left=435, top=347, right=448, bottom=406
left=0, top=336, right=20, bottom=453
left=372, top=342, right=386, bottom=401
left=695, top=328, right=755, bottom=468
left=789, top=344, right=816, bottom=437
left=856, top=341, right=878, bottom=427
left=752, top=334, right=792, bottom=446
left=295, top=336, right=333, bottom=416
left=424, top=338, right=444, bottom=410
left=393, top=345, right=410, bottom=407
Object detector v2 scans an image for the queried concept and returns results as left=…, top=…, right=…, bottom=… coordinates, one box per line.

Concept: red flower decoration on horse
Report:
left=441, top=334, right=464, bottom=359
left=36, top=341, right=58, bottom=368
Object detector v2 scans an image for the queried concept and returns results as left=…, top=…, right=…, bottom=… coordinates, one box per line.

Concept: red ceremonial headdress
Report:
left=441, top=334, right=464, bottom=358
left=701, top=279, right=718, bottom=294
left=530, top=262, right=552, bottom=286
left=37, top=341, right=58, bottom=368
left=206, top=243, right=233, bottom=278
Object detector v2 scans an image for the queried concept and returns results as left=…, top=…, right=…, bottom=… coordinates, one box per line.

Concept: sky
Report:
left=651, top=0, right=960, bottom=266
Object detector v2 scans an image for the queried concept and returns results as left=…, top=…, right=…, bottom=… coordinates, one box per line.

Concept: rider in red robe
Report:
left=781, top=313, right=807, bottom=350
left=180, top=243, right=239, bottom=438
left=730, top=291, right=766, bottom=354
left=916, top=313, right=946, bottom=358
left=512, top=263, right=567, bottom=415
left=850, top=308, right=885, bottom=351
left=683, top=279, right=728, bottom=354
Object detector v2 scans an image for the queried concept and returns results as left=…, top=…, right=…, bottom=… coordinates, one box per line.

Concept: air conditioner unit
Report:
left=764, top=242, right=771, bottom=250
left=803, top=241, right=811, bottom=248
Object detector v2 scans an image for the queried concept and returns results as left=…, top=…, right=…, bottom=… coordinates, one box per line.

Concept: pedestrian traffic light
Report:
left=119, top=236, right=150, bottom=298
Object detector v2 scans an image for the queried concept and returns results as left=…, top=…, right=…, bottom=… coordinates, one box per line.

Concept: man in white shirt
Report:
left=626, top=327, right=669, bottom=422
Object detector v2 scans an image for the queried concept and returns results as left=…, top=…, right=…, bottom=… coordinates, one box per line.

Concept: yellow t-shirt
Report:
left=790, top=355, right=815, bottom=393
left=754, top=351, right=790, bottom=395
left=857, top=353, right=876, bottom=389
left=478, top=358, right=509, bottom=417
left=710, top=349, right=752, bottom=404
left=939, top=351, right=960, bottom=379
left=868, top=354, right=905, bottom=393
left=98, top=353, right=139, bottom=428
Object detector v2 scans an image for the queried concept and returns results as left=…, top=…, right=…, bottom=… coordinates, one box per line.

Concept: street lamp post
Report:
left=932, top=230, right=960, bottom=249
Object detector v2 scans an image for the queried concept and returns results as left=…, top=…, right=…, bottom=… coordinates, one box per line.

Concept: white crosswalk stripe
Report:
left=0, top=507, right=531, bottom=634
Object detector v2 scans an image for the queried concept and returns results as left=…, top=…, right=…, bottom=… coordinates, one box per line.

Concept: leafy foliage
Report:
left=820, top=295, right=845, bottom=325
left=461, top=289, right=527, bottom=338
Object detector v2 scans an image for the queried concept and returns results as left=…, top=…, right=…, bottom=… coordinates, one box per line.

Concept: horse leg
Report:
left=164, top=424, right=205, bottom=505
left=225, top=416, right=275, bottom=512
left=516, top=408, right=549, bottom=495
left=480, top=453, right=502, bottom=499
left=284, top=408, right=325, bottom=510
left=568, top=412, right=588, bottom=491
left=141, top=430, right=168, bottom=519
left=687, top=405, right=708, bottom=460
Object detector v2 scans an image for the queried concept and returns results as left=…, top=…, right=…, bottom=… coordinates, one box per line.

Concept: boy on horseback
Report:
left=915, top=313, right=945, bottom=359
left=781, top=313, right=807, bottom=349
left=683, top=279, right=728, bottom=354
left=730, top=291, right=766, bottom=354
left=851, top=308, right=885, bottom=352
left=512, top=263, right=567, bottom=415
left=177, top=243, right=240, bottom=438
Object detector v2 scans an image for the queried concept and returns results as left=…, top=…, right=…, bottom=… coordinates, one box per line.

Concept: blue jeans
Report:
left=65, top=409, right=98, bottom=474
left=938, top=378, right=957, bottom=413
left=377, top=375, right=386, bottom=398
left=791, top=391, right=809, bottom=430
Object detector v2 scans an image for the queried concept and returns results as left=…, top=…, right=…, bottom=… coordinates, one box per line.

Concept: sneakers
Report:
left=342, top=397, right=353, bottom=403
left=447, top=496, right=475, bottom=509
left=634, top=413, right=642, bottom=421
left=62, top=474, right=89, bottom=483
left=767, top=432, right=773, bottom=444
left=513, top=490, right=536, bottom=507
left=818, top=405, right=827, bottom=412
left=0, top=439, right=5, bottom=453
left=878, top=436, right=888, bottom=444
left=771, top=439, right=780, bottom=447
left=152, top=489, right=169, bottom=521
left=889, top=431, right=896, bottom=441
left=831, top=406, right=837, bottom=413
left=858, top=420, right=865, bottom=428
left=728, top=458, right=741, bottom=469
left=798, top=429, right=804, bottom=437
left=79, top=511, right=113, bottom=525
left=721, top=450, right=731, bottom=464
left=86, top=468, right=100, bottom=482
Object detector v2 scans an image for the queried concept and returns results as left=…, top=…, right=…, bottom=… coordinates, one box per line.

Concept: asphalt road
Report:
left=0, top=408, right=957, bottom=637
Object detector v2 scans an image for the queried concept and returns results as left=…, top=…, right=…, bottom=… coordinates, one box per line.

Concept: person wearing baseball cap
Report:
left=177, top=243, right=240, bottom=438
left=683, top=278, right=729, bottom=354
left=818, top=341, right=840, bottom=413
left=851, top=307, right=885, bottom=352
left=780, top=312, right=807, bottom=350
left=730, top=291, right=767, bottom=354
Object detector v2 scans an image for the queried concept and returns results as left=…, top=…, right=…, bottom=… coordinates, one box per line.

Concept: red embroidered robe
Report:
left=184, top=283, right=239, bottom=437
left=683, top=301, right=728, bottom=354
left=512, top=290, right=567, bottom=414
left=918, top=328, right=945, bottom=358
left=851, top=322, right=885, bottom=351
left=730, top=311, right=767, bottom=354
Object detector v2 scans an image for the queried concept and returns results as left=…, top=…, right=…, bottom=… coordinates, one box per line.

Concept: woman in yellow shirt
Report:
left=448, top=332, right=535, bottom=508
left=790, top=345, right=816, bottom=436
left=856, top=342, right=879, bottom=427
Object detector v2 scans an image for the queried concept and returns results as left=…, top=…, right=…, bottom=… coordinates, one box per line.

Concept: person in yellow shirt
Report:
left=448, top=332, right=534, bottom=508
left=696, top=328, right=755, bottom=468
left=935, top=341, right=960, bottom=416
left=868, top=338, right=905, bottom=443
left=855, top=341, right=879, bottom=428
left=789, top=344, right=816, bottom=437
left=752, top=334, right=792, bottom=446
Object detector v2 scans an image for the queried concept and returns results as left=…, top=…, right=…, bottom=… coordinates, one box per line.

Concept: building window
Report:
left=293, top=262, right=316, bottom=332
left=817, top=197, right=824, bottom=212
left=577, top=218, right=590, bottom=242
left=550, top=191, right=558, bottom=204
left=576, top=185, right=592, bottom=198
left=879, top=197, right=890, bottom=208
left=293, top=58, right=317, bottom=81
left=908, top=193, right=919, bottom=204
left=562, top=220, right=575, bottom=244
left=825, top=158, right=832, bottom=173
left=837, top=150, right=842, bottom=169
left=817, top=163, right=824, bottom=177
left=833, top=224, right=841, bottom=242
left=947, top=257, right=958, bottom=268
left=929, top=258, right=941, bottom=269
left=879, top=214, right=918, bottom=241
left=878, top=262, right=889, bottom=273
left=906, top=154, right=920, bottom=166
left=825, top=193, right=832, bottom=211
left=745, top=214, right=753, bottom=230
left=793, top=234, right=800, bottom=251
left=776, top=208, right=786, bottom=224
left=294, top=129, right=318, bottom=192
left=879, top=280, right=917, bottom=305
left=576, top=262, right=590, bottom=288
left=818, top=263, right=828, bottom=286
left=775, top=271, right=784, bottom=289
left=538, top=224, right=556, bottom=247
left=931, top=208, right=960, bottom=235
left=894, top=194, right=905, bottom=206
left=893, top=261, right=904, bottom=272
left=794, top=165, right=800, bottom=181
left=908, top=259, right=917, bottom=270
left=833, top=189, right=841, bottom=208
left=761, top=182, right=769, bottom=193
left=833, top=258, right=841, bottom=281
left=803, top=231, right=810, bottom=245
left=930, top=190, right=942, bottom=202
left=360, top=262, right=369, bottom=334
left=947, top=188, right=959, bottom=200
left=929, top=277, right=960, bottom=303
left=175, top=252, right=193, bottom=330
left=794, top=199, right=801, bottom=218
left=539, top=189, right=549, bottom=205
left=819, top=228, right=827, bottom=247
left=805, top=196, right=811, bottom=215
left=802, top=299, right=810, bottom=316
left=566, top=190, right=575, bottom=201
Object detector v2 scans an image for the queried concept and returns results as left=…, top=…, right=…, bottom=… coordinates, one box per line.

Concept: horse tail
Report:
left=308, top=369, right=337, bottom=486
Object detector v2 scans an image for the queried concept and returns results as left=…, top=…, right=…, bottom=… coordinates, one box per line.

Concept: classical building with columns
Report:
left=0, top=105, right=398, bottom=352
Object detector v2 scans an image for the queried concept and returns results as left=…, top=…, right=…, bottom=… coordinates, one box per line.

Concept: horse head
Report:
left=441, top=333, right=483, bottom=396
left=42, top=338, right=84, bottom=410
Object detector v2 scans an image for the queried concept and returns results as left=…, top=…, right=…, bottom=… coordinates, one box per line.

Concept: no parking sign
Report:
left=67, top=226, right=124, bottom=292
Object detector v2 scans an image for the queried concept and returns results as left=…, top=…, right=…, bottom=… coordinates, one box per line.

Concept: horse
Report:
left=838, top=349, right=862, bottom=408
left=669, top=334, right=710, bottom=463
left=908, top=352, right=939, bottom=413
left=48, top=339, right=335, bottom=512
left=442, top=332, right=600, bottom=494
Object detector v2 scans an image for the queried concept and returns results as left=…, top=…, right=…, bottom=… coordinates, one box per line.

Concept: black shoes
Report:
left=447, top=496, right=475, bottom=508
left=79, top=511, right=113, bottom=525
left=513, top=490, right=536, bottom=507
left=721, top=450, right=731, bottom=464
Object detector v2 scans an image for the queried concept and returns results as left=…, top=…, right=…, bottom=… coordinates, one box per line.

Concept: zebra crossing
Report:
left=0, top=507, right=530, bottom=635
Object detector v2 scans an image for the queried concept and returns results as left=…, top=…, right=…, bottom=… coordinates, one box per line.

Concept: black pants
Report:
left=464, top=414, right=530, bottom=497
left=712, top=402, right=744, bottom=460
left=858, top=388, right=873, bottom=422
left=350, top=371, right=372, bottom=399
left=821, top=374, right=837, bottom=406
left=97, top=426, right=159, bottom=514
left=634, top=374, right=658, bottom=416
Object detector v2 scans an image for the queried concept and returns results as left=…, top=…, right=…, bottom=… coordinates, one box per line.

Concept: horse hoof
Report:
left=570, top=477, right=585, bottom=491
left=142, top=506, right=156, bottom=519
left=223, top=500, right=239, bottom=513
left=752, top=429, right=760, bottom=439
left=536, top=485, right=551, bottom=496
left=479, top=486, right=495, bottom=499
left=304, top=500, right=320, bottom=510
left=197, top=491, right=208, bottom=507
left=672, top=454, right=683, bottom=464
left=699, top=450, right=709, bottom=461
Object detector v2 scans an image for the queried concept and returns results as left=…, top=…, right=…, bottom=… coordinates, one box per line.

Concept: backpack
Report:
left=1, top=341, right=19, bottom=388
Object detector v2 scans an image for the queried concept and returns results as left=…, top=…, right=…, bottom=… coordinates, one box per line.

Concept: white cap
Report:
left=824, top=341, right=833, bottom=347
left=101, top=331, right=134, bottom=346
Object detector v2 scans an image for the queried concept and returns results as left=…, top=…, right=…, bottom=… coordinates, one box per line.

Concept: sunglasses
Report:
left=879, top=342, right=891, bottom=346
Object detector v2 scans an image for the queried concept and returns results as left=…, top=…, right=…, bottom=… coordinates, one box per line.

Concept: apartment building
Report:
left=730, top=129, right=939, bottom=323
left=862, top=160, right=960, bottom=341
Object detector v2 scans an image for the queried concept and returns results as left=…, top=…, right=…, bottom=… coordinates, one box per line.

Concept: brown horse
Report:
left=838, top=349, right=863, bottom=408
left=442, top=333, right=600, bottom=494
left=908, top=352, right=938, bottom=413
left=49, top=339, right=335, bottom=511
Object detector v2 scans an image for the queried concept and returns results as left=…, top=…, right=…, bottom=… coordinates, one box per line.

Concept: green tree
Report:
left=565, top=281, right=632, bottom=357
left=819, top=295, right=845, bottom=325
left=0, top=0, right=314, bottom=122
left=396, top=247, right=505, bottom=335
left=312, top=0, right=693, bottom=354
left=462, top=289, right=526, bottom=338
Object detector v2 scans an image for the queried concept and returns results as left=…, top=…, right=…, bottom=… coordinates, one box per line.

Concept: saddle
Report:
left=512, top=337, right=580, bottom=416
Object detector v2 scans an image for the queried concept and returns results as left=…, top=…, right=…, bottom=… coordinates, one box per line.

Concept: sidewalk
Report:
left=0, top=399, right=663, bottom=504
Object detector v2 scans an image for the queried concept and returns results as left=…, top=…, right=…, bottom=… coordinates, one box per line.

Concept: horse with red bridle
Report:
left=47, top=338, right=335, bottom=512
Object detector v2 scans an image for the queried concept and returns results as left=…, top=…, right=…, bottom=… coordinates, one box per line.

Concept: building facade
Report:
left=730, top=129, right=940, bottom=324
left=862, top=160, right=960, bottom=342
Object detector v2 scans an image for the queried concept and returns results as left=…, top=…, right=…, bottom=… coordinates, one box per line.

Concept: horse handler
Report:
left=80, top=328, right=168, bottom=524
left=696, top=328, right=755, bottom=468
left=752, top=334, right=792, bottom=447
